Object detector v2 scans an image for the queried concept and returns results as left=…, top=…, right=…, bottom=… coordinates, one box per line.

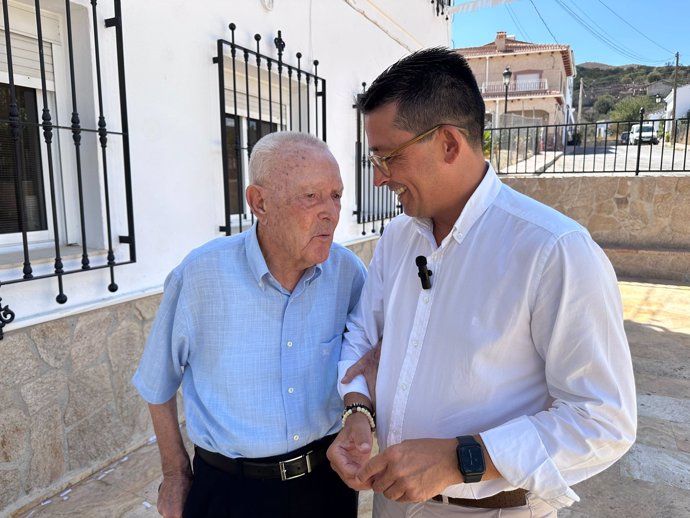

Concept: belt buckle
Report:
left=279, top=450, right=313, bottom=481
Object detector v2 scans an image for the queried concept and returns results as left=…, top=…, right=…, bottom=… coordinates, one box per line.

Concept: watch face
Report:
left=460, top=444, right=485, bottom=474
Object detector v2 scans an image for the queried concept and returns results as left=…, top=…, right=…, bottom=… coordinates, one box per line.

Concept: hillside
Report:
left=575, top=63, right=690, bottom=119
left=578, top=62, right=622, bottom=70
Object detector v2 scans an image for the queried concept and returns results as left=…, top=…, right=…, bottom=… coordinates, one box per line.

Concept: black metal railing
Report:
left=353, top=86, right=401, bottom=236
left=0, top=0, right=134, bottom=338
left=214, top=23, right=326, bottom=235
left=487, top=112, right=690, bottom=176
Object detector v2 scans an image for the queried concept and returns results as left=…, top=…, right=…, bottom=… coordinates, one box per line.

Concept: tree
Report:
left=647, top=71, right=662, bottom=83
left=609, top=96, right=658, bottom=123
left=594, top=94, right=616, bottom=115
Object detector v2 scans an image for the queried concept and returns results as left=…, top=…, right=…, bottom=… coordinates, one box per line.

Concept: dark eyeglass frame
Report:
left=367, top=124, right=469, bottom=177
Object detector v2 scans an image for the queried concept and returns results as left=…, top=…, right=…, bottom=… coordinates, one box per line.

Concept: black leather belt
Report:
left=431, top=489, right=528, bottom=509
left=195, top=435, right=332, bottom=482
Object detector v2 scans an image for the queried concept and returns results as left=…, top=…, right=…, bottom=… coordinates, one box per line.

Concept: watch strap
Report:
left=456, top=435, right=485, bottom=483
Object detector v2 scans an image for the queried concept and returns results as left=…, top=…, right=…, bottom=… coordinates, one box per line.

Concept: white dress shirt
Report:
left=339, top=164, right=636, bottom=510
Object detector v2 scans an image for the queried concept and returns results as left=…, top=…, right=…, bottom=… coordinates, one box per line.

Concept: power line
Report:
left=554, top=0, right=669, bottom=65
left=505, top=3, right=531, bottom=41
left=594, top=0, right=675, bottom=56
left=555, top=0, right=640, bottom=61
left=566, top=0, right=657, bottom=63
left=528, top=0, right=558, bottom=44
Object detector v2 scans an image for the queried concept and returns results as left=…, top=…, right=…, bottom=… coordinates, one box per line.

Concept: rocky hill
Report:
left=575, top=62, right=690, bottom=121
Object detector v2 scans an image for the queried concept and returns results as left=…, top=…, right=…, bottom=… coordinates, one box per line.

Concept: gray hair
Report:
left=248, top=131, right=331, bottom=186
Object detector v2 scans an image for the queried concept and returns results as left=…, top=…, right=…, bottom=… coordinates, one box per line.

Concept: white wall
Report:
left=1, top=0, right=450, bottom=330
left=664, top=84, right=690, bottom=119
left=673, top=84, right=690, bottom=119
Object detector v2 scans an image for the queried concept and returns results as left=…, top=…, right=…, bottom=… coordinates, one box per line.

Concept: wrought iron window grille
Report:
left=213, top=23, right=327, bottom=235
left=0, top=0, right=134, bottom=339
left=353, top=83, right=402, bottom=236
left=431, top=0, right=452, bottom=19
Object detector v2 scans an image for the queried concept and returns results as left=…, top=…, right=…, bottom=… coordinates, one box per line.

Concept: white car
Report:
left=629, top=123, right=658, bottom=145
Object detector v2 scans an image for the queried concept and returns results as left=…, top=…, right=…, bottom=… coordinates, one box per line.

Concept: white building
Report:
left=1, top=0, right=451, bottom=336
left=0, top=0, right=451, bottom=512
left=664, top=83, right=690, bottom=121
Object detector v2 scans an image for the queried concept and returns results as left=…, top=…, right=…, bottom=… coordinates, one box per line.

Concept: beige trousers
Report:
left=372, top=493, right=558, bottom=518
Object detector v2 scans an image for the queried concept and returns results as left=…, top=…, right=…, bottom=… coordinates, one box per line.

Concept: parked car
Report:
left=630, top=123, right=659, bottom=145
left=619, top=131, right=629, bottom=145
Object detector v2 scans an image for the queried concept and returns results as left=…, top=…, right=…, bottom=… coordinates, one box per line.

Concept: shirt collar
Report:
left=245, top=224, right=270, bottom=288
left=451, top=162, right=501, bottom=243
left=245, top=223, right=323, bottom=291
left=412, top=161, right=502, bottom=246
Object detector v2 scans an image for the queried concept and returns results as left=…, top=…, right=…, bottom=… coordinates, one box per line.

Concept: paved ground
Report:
left=14, top=280, right=690, bottom=518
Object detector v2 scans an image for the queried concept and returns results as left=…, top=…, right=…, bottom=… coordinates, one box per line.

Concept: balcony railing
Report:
left=481, top=79, right=550, bottom=97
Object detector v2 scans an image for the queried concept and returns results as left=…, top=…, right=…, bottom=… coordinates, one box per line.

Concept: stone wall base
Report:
left=503, top=175, right=690, bottom=283
left=604, top=247, right=690, bottom=283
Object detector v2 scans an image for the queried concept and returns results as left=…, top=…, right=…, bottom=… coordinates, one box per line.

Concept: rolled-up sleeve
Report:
left=481, top=231, right=637, bottom=508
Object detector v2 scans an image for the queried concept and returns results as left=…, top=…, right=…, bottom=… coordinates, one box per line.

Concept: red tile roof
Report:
left=455, top=34, right=574, bottom=77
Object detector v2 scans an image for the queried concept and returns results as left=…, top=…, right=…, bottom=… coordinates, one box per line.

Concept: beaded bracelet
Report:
left=342, top=403, right=376, bottom=431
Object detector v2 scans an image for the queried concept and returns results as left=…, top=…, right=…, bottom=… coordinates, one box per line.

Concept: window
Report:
left=353, top=93, right=401, bottom=236
left=0, top=0, right=134, bottom=334
left=514, top=72, right=544, bottom=92
left=0, top=83, right=48, bottom=235
left=214, top=24, right=326, bottom=234
left=224, top=115, right=278, bottom=216
left=1, top=19, right=58, bottom=249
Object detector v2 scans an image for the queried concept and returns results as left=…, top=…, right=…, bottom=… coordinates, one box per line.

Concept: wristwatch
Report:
left=456, top=435, right=485, bottom=483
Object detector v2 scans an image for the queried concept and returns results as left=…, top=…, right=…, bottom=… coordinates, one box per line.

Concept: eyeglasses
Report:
left=367, top=124, right=468, bottom=177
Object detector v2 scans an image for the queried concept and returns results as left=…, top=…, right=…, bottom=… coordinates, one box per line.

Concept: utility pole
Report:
left=577, top=79, right=584, bottom=123
left=671, top=51, right=679, bottom=143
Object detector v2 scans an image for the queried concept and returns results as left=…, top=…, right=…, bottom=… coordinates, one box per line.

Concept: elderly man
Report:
left=133, top=131, right=366, bottom=518
left=328, top=48, right=636, bottom=517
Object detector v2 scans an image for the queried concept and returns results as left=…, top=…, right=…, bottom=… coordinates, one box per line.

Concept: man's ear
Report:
left=440, top=126, right=462, bottom=164
left=246, top=185, right=267, bottom=219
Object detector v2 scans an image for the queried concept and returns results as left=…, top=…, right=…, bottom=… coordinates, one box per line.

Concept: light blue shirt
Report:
left=132, top=224, right=366, bottom=458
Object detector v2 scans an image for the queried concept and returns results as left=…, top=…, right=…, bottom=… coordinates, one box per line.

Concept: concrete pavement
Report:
left=560, top=280, right=690, bottom=518
left=13, top=280, right=690, bottom=518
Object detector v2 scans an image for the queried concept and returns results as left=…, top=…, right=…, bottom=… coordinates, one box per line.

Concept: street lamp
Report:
left=655, top=93, right=668, bottom=112
left=502, top=66, right=512, bottom=114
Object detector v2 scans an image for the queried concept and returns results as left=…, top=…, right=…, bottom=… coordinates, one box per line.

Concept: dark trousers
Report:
left=182, top=446, right=358, bottom=518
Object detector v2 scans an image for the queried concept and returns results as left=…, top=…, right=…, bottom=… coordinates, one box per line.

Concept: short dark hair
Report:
left=357, top=47, right=485, bottom=148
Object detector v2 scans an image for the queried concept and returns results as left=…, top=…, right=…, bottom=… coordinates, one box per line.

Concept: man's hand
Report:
left=357, top=438, right=461, bottom=502
left=157, top=473, right=193, bottom=518
left=341, top=339, right=381, bottom=407
left=148, top=398, right=193, bottom=518
left=327, top=413, right=374, bottom=490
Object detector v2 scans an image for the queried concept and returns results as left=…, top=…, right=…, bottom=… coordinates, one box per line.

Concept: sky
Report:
left=451, top=0, right=689, bottom=67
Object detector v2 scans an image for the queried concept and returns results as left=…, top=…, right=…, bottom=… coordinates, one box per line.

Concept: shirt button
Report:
left=424, top=297, right=429, bottom=303
left=401, top=383, right=408, bottom=391
left=293, top=434, right=299, bottom=441
left=287, top=341, right=293, bottom=348
left=288, top=387, right=295, bottom=394
left=412, top=340, right=419, bottom=348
